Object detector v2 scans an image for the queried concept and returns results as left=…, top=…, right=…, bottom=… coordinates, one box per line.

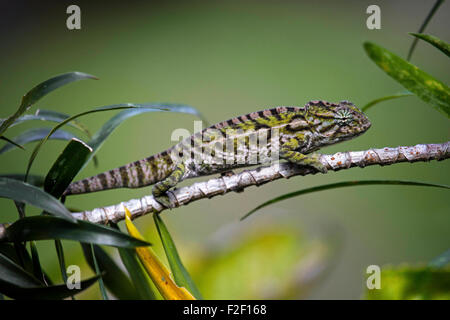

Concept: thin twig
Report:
left=71, top=141, right=450, bottom=224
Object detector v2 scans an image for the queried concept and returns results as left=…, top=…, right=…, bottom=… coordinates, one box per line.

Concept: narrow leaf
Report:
left=0, top=177, right=76, bottom=223
left=0, top=127, right=78, bottom=155
left=0, top=243, right=32, bottom=273
left=0, top=252, right=42, bottom=288
left=242, top=180, right=450, bottom=220
left=117, top=248, right=158, bottom=300
left=11, top=242, right=34, bottom=274
left=111, top=223, right=157, bottom=300
left=54, top=240, right=70, bottom=297
left=410, top=33, right=450, bottom=57
left=364, top=41, right=450, bottom=117
left=0, top=136, right=25, bottom=150
left=89, top=244, right=108, bottom=300
left=29, top=241, right=46, bottom=285
left=153, top=213, right=202, bottom=299
left=0, top=72, right=97, bottom=136
left=407, top=0, right=446, bottom=61
left=362, top=91, right=413, bottom=112
left=5, top=109, right=93, bottom=137
left=3, top=215, right=151, bottom=248
left=0, top=174, right=44, bottom=187
left=44, top=138, right=92, bottom=199
left=124, top=207, right=195, bottom=300
left=0, top=274, right=101, bottom=300
left=81, top=243, right=138, bottom=300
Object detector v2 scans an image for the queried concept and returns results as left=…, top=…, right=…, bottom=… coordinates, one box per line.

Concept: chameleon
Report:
left=64, top=100, right=371, bottom=207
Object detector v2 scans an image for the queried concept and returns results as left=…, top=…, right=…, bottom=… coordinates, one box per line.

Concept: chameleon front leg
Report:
left=280, top=138, right=328, bottom=173
left=152, top=162, right=186, bottom=208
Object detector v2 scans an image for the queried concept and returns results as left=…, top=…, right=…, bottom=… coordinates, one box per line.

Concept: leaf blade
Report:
left=0, top=252, right=42, bottom=288
left=362, top=91, right=414, bottom=112
left=406, top=0, right=446, bottom=61
left=81, top=243, right=138, bottom=300
left=0, top=127, right=78, bottom=155
left=44, top=138, right=92, bottom=199
left=124, top=207, right=195, bottom=300
left=0, top=274, right=102, bottom=300
left=0, top=72, right=97, bottom=136
left=410, top=33, right=450, bottom=57
left=242, top=180, right=450, bottom=220
left=153, top=213, right=202, bottom=299
left=3, top=215, right=151, bottom=248
left=364, top=41, right=450, bottom=117
left=0, top=177, right=76, bottom=222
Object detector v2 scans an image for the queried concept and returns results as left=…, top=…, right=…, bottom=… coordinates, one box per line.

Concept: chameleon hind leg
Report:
left=280, top=139, right=327, bottom=173
left=152, top=163, right=186, bottom=208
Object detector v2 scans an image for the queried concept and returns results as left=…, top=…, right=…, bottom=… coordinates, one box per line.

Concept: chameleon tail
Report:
left=63, top=151, right=175, bottom=196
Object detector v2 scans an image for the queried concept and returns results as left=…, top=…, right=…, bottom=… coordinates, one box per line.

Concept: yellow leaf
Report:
left=123, top=206, right=195, bottom=300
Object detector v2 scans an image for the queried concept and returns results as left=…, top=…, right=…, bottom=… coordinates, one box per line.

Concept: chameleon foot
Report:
left=154, top=194, right=173, bottom=209
left=307, top=153, right=328, bottom=173
left=280, top=149, right=328, bottom=174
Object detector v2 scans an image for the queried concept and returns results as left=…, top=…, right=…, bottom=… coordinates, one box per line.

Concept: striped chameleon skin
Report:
left=64, top=100, right=371, bottom=207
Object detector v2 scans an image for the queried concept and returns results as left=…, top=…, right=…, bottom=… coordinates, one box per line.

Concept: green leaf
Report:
left=153, top=213, right=202, bottom=299
left=118, top=248, right=158, bottom=299
left=407, top=0, right=446, bottom=61
left=29, top=241, right=46, bottom=284
left=0, top=174, right=44, bottom=187
left=0, top=252, right=42, bottom=288
left=0, top=273, right=101, bottom=300
left=111, top=222, right=157, bottom=300
left=81, top=243, right=138, bottom=300
left=44, top=138, right=92, bottom=199
left=366, top=266, right=450, bottom=300
left=0, top=243, right=32, bottom=273
left=242, top=180, right=450, bottom=220
left=3, top=215, right=151, bottom=248
left=3, top=109, right=93, bottom=137
left=0, top=127, right=78, bottom=155
left=364, top=42, right=450, bottom=118
left=0, top=72, right=97, bottom=137
left=83, top=103, right=206, bottom=169
left=429, top=250, right=450, bottom=268
left=54, top=240, right=69, bottom=292
left=410, top=33, right=450, bottom=57
left=362, top=91, right=413, bottom=112
left=0, top=177, right=76, bottom=223
left=0, top=136, right=25, bottom=150
left=89, top=244, right=109, bottom=300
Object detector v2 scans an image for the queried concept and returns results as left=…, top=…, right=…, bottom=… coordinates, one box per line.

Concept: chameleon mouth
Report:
left=362, top=120, right=372, bottom=131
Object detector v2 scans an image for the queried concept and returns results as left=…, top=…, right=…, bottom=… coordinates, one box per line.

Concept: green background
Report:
left=0, top=0, right=449, bottom=299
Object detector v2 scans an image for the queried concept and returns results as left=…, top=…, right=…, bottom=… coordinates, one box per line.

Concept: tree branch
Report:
left=71, top=141, right=449, bottom=224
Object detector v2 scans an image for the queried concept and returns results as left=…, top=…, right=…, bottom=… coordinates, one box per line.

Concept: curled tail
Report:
left=64, top=150, right=176, bottom=196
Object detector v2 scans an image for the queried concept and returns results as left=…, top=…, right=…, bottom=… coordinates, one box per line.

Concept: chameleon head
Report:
left=306, top=100, right=371, bottom=145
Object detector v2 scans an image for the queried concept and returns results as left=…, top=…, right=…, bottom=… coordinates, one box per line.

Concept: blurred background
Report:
left=0, top=0, right=449, bottom=299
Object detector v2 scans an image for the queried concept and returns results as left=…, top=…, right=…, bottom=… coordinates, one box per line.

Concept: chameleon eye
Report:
left=335, top=109, right=353, bottom=126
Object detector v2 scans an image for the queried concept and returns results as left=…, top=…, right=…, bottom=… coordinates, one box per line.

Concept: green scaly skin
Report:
left=64, top=100, right=371, bottom=208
